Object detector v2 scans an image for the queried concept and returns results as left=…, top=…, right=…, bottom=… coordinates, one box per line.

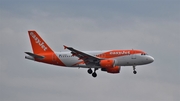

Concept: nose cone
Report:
left=148, top=56, right=154, bottom=63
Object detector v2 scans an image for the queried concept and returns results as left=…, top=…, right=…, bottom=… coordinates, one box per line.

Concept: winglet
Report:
left=63, top=45, right=68, bottom=49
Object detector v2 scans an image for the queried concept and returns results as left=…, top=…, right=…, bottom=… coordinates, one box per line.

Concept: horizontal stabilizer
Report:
left=25, top=52, right=44, bottom=59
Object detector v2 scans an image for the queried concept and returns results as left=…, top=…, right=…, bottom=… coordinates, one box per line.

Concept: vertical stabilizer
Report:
left=28, top=31, right=53, bottom=54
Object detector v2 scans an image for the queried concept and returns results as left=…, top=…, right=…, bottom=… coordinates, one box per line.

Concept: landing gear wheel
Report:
left=133, top=66, right=137, bottom=74
left=133, top=71, right=137, bottom=74
left=87, top=68, right=93, bottom=74
left=92, top=72, right=97, bottom=78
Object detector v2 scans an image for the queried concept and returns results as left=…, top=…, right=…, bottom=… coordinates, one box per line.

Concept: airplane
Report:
left=25, top=30, right=154, bottom=77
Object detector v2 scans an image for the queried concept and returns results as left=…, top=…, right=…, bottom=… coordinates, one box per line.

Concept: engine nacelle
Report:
left=101, top=66, right=120, bottom=73
left=99, top=59, right=115, bottom=68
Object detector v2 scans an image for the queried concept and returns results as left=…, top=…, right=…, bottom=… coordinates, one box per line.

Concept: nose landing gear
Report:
left=133, top=66, right=137, bottom=74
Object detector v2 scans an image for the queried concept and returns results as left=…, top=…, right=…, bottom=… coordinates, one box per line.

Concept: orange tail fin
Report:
left=28, top=30, right=53, bottom=54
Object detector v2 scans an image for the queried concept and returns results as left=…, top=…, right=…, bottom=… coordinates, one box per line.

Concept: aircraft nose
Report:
left=148, top=56, right=154, bottom=63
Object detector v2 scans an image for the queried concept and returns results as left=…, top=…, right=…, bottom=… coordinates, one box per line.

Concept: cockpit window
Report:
left=141, top=53, right=148, bottom=55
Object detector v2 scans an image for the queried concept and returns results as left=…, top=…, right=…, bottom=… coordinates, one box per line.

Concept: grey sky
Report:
left=0, top=1, right=180, bottom=101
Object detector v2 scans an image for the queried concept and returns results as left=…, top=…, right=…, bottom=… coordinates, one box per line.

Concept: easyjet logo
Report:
left=30, top=32, right=47, bottom=51
left=110, top=51, right=130, bottom=55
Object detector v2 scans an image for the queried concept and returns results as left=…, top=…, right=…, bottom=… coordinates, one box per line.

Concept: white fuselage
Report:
left=54, top=51, right=154, bottom=68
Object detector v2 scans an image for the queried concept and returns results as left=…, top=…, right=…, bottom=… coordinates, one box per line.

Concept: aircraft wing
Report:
left=63, top=45, right=101, bottom=66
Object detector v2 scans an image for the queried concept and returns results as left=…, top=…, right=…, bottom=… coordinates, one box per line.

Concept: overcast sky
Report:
left=0, top=0, right=180, bottom=101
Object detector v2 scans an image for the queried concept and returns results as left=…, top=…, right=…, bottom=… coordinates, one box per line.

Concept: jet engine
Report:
left=99, top=59, right=116, bottom=68
left=99, top=59, right=120, bottom=73
left=101, top=66, right=120, bottom=73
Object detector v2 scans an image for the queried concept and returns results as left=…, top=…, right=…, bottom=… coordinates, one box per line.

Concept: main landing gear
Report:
left=87, top=68, right=98, bottom=78
left=133, top=66, right=137, bottom=74
left=87, top=68, right=93, bottom=74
